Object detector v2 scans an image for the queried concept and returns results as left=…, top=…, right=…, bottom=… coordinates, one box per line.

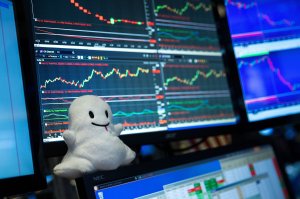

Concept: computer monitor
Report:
left=76, top=143, right=293, bottom=199
left=225, top=0, right=300, bottom=123
left=0, top=0, right=45, bottom=196
left=27, top=0, right=239, bottom=153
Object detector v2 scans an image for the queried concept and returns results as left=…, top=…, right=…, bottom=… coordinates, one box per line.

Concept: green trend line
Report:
left=155, top=2, right=212, bottom=15
left=167, top=104, right=233, bottom=112
left=43, top=113, right=69, bottom=121
left=169, top=100, right=209, bottom=105
left=44, top=109, right=68, bottom=113
left=158, top=31, right=218, bottom=43
left=164, top=69, right=226, bottom=86
left=113, top=109, right=156, bottom=117
left=158, top=28, right=218, bottom=43
left=43, top=109, right=157, bottom=121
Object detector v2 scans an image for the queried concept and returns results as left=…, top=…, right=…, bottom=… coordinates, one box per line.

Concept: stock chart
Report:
left=226, top=0, right=300, bottom=44
left=163, top=61, right=227, bottom=92
left=31, top=0, right=236, bottom=142
left=163, top=56, right=235, bottom=129
left=37, top=49, right=165, bottom=138
left=154, top=0, right=220, bottom=51
left=31, top=0, right=156, bottom=49
left=154, top=0, right=214, bottom=23
left=238, top=48, right=300, bottom=116
left=157, top=27, right=220, bottom=51
left=226, top=0, right=300, bottom=121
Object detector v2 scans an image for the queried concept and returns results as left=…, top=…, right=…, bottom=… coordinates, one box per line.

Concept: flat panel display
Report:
left=29, top=0, right=237, bottom=143
left=225, top=0, right=300, bottom=122
left=0, top=0, right=34, bottom=179
left=77, top=145, right=290, bottom=199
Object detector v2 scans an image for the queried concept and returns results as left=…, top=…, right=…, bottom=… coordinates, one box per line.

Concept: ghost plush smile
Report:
left=91, top=122, right=110, bottom=131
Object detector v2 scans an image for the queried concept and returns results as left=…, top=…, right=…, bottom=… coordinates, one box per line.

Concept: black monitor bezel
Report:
left=26, top=0, right=243, bottom=157
left=0, top=0, right=46, bottom=196
left=216, top=0, right=300, bottom=131
left=76, top=139, right=295, bottom=199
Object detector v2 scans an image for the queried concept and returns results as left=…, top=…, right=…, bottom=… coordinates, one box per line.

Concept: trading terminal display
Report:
left=0, top=0, right=34, bottom=179
left=226, top=0, right=300, bottom=122
left=30, top=0, right=236, bottom=142
left=79, top=146, right=289, bottom=199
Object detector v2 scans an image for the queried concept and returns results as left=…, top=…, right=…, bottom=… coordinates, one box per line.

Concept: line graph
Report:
left=41, top=95, right=156, bottom=104
left=237, top=48, right=300, bottom=120
left=114, top=109, right=156, bottom=118
left=37, top=56, right=165, bottom=139
left=225, top=0, right=257, bottom=10
left=43, top=113, right=69, bottom=121
left=164, top=69, right=226, bottom=87
left=30, top=0, right=237, bottom=141
left=158, top=31, right=218, bottom=43
left=167, top=104, right=233, bottom=112
left=35, top=28, right=148, bottom=43
left=154, top=0, right=215, bottom=23
left=32, top=0, right=147, bottom=29
left=167, top=97, right=235, bottom=126
left=226, top=0, right=300, bottom=43
left=123, top=120, right=157, bottom=128
left=31, top=0, right=153, bottom=50
left=157, top=27, right=219, bottom=51
left=41, top=67, right=151, bottom=89
left=258, top=13, right=295, bottom=27
left=42, top=100, right=164, bottom=135
left=43, top=109, right=157, bottom=122
left=110, top=101, right=163, bottom=133
left=44, top=120, right=160, bottom=134
left=154, top=2, right=212, bottom=15
left=70, top=0, right=145, bottom=26
left=238, top=56, right=297, bottom=91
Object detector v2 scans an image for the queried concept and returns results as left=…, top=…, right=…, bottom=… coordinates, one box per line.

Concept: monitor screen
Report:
left=0, top=0, right=34, bottom=179
left=29, top=0, right=237, bottom=143
left=77, top=145, right=290, bottom=199
left=225, top=0, right=300, bottom=122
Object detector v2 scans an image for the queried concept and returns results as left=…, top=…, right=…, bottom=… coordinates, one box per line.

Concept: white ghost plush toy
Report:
left=53, top=95, right=136, bottom=179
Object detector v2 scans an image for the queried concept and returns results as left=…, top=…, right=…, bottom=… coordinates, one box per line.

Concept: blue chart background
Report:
left=95, top=160, right=220, bottom=199
left=226, top=0, right=300, bottom=43
left=238, top=48, right=300, bottom=112
left=0, top=0, right=33, bottom=179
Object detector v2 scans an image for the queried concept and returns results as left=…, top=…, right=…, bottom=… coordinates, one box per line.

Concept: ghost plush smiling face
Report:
left=89, top=109, right=110, bottom=131
left=53, top=95, right=136, bottom=179
left=68, top=95, right=113, bottom=132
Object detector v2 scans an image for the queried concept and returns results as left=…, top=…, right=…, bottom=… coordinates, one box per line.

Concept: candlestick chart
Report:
left=31, top=0, right=155, bottom=49
left=163, top=61, right=228, bottom=92
left=39, top=63, right=156, bottom=95
left=32, top=0, right=147, bottom=30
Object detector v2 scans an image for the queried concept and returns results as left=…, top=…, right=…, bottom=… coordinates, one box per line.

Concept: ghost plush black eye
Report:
left=89, top=111, right=94, bottom=119
left=105, top=110, right=108, bottom=118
